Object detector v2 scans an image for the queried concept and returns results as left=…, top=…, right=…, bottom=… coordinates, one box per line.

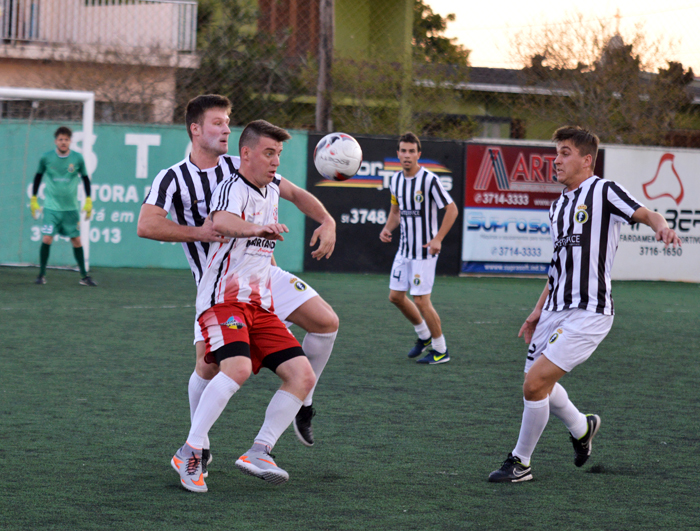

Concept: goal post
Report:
left=0, top=87, right=95, bottom=270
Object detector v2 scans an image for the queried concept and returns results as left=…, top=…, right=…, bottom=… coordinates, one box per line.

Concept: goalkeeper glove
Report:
left=30, top=196, right=41, bottom=219
left=82, top=197, right=93, bottom=220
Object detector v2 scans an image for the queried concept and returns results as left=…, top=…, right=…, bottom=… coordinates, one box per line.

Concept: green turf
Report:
left=1, top=266, right=698, bottom=530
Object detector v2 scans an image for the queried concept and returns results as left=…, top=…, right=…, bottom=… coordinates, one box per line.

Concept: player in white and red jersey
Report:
left=170, top=119, right=321, bottom=493
left=138, top=96, right=337, bottom=487
left=195, top=171, right=282, bottom=319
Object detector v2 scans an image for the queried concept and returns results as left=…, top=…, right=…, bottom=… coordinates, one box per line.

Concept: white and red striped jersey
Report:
left=195, top=171, right=281, bottom=318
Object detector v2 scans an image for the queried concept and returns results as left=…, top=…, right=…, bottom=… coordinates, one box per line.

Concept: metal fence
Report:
left=1, top=0, right=699, bottom=144
left=0, top=0, right=196, bottom=52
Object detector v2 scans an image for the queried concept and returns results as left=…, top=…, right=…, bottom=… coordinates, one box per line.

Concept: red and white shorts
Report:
left=198, top=301, right=301, bottom=374
left=193, top=266, right=318, bottom=344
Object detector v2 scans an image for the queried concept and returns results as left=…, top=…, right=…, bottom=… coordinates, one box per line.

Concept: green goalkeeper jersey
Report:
left=37, top=150, right=88, bottom=211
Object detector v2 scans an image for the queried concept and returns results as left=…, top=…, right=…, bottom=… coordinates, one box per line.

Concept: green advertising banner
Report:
left=1, top=121, right=309, bottom=274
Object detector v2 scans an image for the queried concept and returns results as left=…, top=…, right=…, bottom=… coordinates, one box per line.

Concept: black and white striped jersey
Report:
left=389, top=167, right=453, bottom=260
left=143, top=154, right=240, bottom=285
left=545, top=176, right=643, bottom=316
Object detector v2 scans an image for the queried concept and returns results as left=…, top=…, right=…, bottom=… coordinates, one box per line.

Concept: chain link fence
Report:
left=1, top=0, right=699, bottom=144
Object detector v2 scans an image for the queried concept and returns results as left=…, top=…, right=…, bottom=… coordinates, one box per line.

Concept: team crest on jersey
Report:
left=414, top=191, right=424, bottom=204
left=413, top=274, right=421, bottom=286
left=68, top=163, right=75, bottom=173
left=221, top=316, right=246, bottom=330
left=574, top=205, right=589, bottom=224
left=548, top=328, right=563, bottom=344
left=290, top=277, right=307, bottom=291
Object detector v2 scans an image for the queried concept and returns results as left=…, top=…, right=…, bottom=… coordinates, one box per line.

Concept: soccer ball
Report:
left=313, top=133, right=363, bottom=181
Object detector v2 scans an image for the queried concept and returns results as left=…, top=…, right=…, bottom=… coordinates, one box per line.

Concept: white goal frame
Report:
left=0, top=87, right=95, bottom=269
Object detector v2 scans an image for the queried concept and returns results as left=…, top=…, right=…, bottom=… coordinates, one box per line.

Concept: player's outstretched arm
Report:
left=137, top=204, right=228, bottom=243
left=632, top=207, right=681, bottom=247
left=212, top=210, right=288, bottom=241
left=278, top=177, right=336, bottom=259
left=379, top=203, right=400, bottom=242
left=518, top=282, right=550, bottom=344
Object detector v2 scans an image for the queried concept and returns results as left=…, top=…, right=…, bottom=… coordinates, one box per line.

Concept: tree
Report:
left=511, top=12, right=694, bottom=145
left=413, top=0, right=469, bottom=66
left=176, top=0, right=309, bottom=127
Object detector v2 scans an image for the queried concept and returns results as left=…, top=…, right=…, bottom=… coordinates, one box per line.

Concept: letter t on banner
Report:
left=125, top=134, right=161, bottom=179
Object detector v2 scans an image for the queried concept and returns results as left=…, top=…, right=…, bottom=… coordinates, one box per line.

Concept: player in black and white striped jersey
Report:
left=138, top=96, right=338, bottom=480
left=380, top=132, right=458, bottom=365
left=143, top=151, right=237, bottom=284
left=489, top=125, right=681, bottom=483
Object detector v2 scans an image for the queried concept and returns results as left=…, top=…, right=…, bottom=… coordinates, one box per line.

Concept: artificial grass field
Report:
left=1, top=266, right=698, bottom=530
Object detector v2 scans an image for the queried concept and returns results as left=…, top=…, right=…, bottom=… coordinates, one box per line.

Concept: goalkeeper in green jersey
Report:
left=30, top=126, right=97, bottom=286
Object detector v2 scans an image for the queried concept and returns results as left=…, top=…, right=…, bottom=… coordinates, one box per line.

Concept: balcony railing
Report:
left=0, top=0, right=197, bottom=53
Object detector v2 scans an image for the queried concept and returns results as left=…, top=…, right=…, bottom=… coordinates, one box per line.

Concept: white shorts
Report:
left=389, top=255, right=437, bottom=296
left=193, top=266, right=318, bottom=344
left=524, top=308, right=614, bottom=373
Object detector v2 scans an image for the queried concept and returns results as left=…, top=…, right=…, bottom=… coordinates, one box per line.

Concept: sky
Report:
left=426, top=0, right=700, bottom=74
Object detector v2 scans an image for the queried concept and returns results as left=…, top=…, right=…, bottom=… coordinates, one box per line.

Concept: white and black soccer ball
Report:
left=313, top=132, right=363, bottom=181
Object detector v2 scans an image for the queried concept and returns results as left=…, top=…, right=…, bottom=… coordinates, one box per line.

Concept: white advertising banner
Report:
left=462, top=208, right=552, bottom=274
left=605, top=144, right=700, bottom=282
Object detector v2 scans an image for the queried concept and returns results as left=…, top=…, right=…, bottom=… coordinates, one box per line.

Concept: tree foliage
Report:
left=176, top=0, right=474, bottom=137
left=413, top=0, right=470, bottom=66
left=176, top=0, right=309, bottom=127
left=512, top=12, right=694, bottom=145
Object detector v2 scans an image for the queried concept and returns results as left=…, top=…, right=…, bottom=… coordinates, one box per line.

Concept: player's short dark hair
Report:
left=239, top=120, right=291, bottom=152
left=185, top=94, right=232, bottom=140
left=54, top=126, right=72, bottom=138
left=552, top=126, right=599, bottom=167
left=397, top=132, right=421, bottom=152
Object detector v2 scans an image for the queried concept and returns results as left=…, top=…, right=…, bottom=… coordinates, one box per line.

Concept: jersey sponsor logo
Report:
left=221, top=316, right=246, bottom=329
left=414, top=190, right=424, bottom=203
left=554, top=234, right=581, bottom=251
left=400, top=209, right=422, bottom=216
left=574, top=210, right=589, bottom=224
left=413, top=274, right=421, bottom=286
left=246, top=237, right=276, bottom=250
left=290, top=277, right=307, bottom=291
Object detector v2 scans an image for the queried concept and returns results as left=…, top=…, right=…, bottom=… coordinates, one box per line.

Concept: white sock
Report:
left=549, top=383, right=588, bottom=439
left=301, top=331, right=337, bottom=407
left=512, top=397, right=550, bottom=466
left=187, top=372, right=240, bottom=449
left=253, top=390, right=303, bottom=450
left=431, top=335, right=447, bottom=353
left=188, top=371, right=212, bottom=449
left=414, top=321, right=431, bottom=341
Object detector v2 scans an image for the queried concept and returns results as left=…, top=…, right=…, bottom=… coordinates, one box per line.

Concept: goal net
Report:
left=0, top=87, right=95, bottom=271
